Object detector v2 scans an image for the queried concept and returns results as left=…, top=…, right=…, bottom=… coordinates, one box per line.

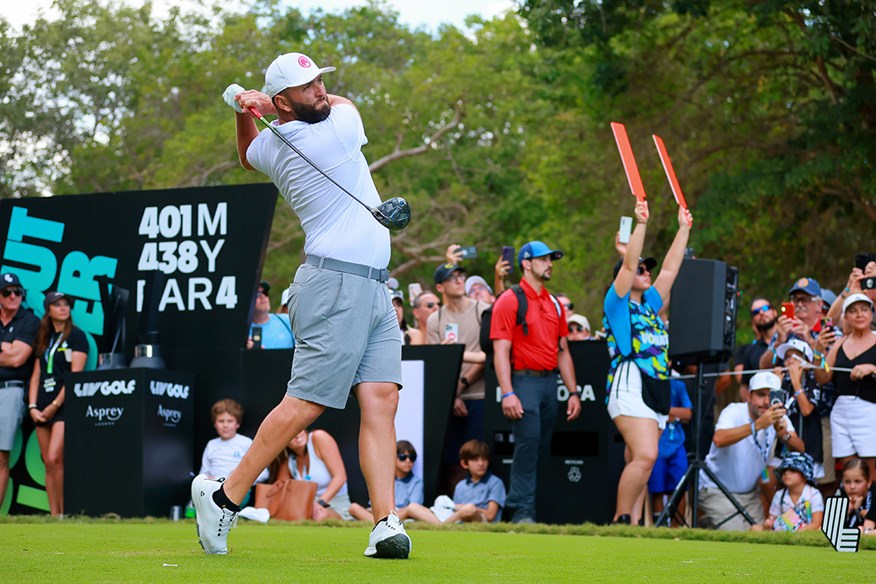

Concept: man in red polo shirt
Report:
left=490, top=241, right=581, bottom=523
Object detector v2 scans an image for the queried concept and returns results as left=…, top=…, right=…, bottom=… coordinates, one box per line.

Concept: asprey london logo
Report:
left=157, top=404, right=182, bottom=426
left=149, top=381, right=190, bottom=399
left=85, top=405, right=124, bottom=427
left=822, top=496, right=860, bottom=552
left=73, top=379, right=136, bottom=397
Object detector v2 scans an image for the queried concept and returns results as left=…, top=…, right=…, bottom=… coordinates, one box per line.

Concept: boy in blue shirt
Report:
left=350, top=440, right=441, bottom=524
left=447, top=439, right=507, bottom=523
left=649, top=378, right=693, bottom=525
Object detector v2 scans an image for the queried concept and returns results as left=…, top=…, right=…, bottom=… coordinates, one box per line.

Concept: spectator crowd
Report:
left=1, top=236, right=874, bottom=534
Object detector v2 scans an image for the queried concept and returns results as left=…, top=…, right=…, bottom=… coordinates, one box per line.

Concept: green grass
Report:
left=2, top=518, right=872, bottom=583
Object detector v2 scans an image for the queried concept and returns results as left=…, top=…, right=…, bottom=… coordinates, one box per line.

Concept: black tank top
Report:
left=835, top=341, right=876, bottom=403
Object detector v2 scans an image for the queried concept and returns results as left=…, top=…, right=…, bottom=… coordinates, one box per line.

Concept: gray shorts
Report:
left=0, top=387, right=25, bottom=451
left=286, top=263, right=402, bottom=409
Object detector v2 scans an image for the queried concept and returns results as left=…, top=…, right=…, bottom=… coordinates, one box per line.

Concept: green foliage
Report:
left=1, top=0, right=873, bottom=332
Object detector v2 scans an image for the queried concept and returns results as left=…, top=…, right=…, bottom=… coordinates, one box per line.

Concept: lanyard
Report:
left=750, top=419, right=771, bottom=464
left=45, top=333, right=64, bottom=375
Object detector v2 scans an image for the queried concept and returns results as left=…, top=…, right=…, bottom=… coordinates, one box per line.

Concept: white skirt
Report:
left=830, top=395, right=876, bottom=458
left=607, top=361, right=669, bottom=430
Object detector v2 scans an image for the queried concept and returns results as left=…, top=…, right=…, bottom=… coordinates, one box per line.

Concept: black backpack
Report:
left=479, top=285, right=562, bottom=355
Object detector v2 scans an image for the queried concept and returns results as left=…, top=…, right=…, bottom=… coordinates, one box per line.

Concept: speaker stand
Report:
left=655, top=364, right=755, bottom=529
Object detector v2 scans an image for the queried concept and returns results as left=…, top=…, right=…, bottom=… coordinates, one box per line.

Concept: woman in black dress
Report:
left=27, top=292, right=88, bottom=517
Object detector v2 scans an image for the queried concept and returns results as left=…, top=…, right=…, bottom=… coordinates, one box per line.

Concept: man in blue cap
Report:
left=489, top=241, right=581, bottom=523
left=759, top=277, right=833, bottom=369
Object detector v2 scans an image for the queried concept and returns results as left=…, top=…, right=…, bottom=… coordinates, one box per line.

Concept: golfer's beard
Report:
left=292, top=100, right=330, bottom=124
left=756, top=316, right=777, bottom=333
left=536, top=268, right=552, bottom=281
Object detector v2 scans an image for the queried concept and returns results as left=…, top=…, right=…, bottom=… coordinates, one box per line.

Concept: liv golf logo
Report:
left=822, top=496, right=861, bottom=552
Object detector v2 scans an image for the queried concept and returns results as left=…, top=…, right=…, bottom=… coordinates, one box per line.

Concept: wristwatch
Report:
left=460, top=377, right=470, bottom=389
left=781, top=433, right=791, bottom=443
left=569, top=392, right=580, bottom=399
left=317, top=498, right=331, bottom=508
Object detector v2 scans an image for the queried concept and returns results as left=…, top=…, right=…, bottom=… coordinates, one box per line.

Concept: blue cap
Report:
left=788, top=277, right=821, bottom=298
left=518, top=241, right=563, bottom=267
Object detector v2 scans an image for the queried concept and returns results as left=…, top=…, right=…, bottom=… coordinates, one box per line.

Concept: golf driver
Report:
left=224, top=84, right=410, bottom=230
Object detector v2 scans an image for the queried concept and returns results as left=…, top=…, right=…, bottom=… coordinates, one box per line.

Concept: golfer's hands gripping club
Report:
left=222, top=84, right=277, bottom=116
left=502, top=393, right=524, bottom=420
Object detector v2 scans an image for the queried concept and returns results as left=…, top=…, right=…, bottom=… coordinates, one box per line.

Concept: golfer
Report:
left=603, top=200, right=692, bottom=525
left=192, top=52, right=409, bottom=559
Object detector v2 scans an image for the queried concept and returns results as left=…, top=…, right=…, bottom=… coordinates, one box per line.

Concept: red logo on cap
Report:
left=298, top=56, right=311, bottom=68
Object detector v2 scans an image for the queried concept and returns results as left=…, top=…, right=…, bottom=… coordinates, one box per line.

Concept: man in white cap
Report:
left=566, top=314, right=592, bottom=341
left=196, top=53, right=409, bottom=558
left=699, top=371, right=805, bottom=530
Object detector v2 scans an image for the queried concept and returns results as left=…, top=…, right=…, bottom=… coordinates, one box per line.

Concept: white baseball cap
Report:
left=775, top=337, right=814, bottom=362
left=842, top=292, right=873, bottom=315
left=464, top=275, right=492, bottom=296
left=749, top=371, right=782, bottom=392
left=263, top=53, right=336, bottom=97
left=568, top=314, right=591, bottom=332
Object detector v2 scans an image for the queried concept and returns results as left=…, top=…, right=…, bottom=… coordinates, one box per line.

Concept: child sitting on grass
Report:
left=755, top=452, right=823, bottom=532
left=444, top=439, right=506, bottom=523
left=349, top=440, right=440, bottom=524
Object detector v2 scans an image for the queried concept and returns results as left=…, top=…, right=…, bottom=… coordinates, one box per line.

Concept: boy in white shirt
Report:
left=199, top=399, right=269, bottom=499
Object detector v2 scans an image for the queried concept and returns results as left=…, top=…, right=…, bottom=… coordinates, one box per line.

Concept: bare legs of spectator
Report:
left=613, top=416, right=659, bottom=522
left=222, top=395, right=325, bottom=505
left=35, top=422, right=65, bottom=517
left=443, top=503, right=486, bottom=523
left=355, top=382, right=399, bottom=524
left=0, top=451, right=9, bottom=509
left=350, top=502, right=441, bottom=525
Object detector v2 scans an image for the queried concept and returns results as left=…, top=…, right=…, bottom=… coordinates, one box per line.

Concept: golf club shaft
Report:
left=246, top=106, right=375, bottom=214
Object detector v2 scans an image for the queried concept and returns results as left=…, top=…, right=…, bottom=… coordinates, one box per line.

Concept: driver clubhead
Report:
left=374, top=197, right=411, bottom=231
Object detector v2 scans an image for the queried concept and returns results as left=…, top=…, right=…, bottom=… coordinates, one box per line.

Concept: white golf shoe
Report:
left=192, top=474, right=237, bottom=555
left=364, top=511, right=411, bottom=559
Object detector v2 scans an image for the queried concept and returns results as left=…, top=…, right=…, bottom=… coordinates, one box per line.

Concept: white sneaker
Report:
left=192, top=474, right=237, bottom=555
left=364, top=511, right=411, bottom=559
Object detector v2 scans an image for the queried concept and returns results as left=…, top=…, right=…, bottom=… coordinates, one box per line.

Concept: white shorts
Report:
left=607, top=361, right=668, bottom=430
left=831, top=395, right=876, bottom=458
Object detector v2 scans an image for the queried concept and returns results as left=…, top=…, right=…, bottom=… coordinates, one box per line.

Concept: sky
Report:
left=0, top=0, right=516, bottom=33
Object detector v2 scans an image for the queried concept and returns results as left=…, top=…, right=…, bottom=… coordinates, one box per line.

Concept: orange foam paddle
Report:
left=610, top=122, right=646, bottom=201
left=652, top=134, right=688, bottom=210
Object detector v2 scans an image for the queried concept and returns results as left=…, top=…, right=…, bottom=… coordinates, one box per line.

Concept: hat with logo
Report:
left=788, top=277, right=821, bottom=298
left=842, top=292, right=873, bottom=315
left=775, top=337, right=814, bottom=363
left=0, top=272, right=22, bottom=290
left=264, top=53, right=336, bottom=97
left=568, top=314, right=591, bottom=332
left=612, top=256, right=658, bottom=280
left=518, top=241, right=563, bottom=267
left=749, top=371, right=782, bottom=392
left=434, top=263, right=464, bottom=285
left=464, top=275, right=493, bottom=296
left=777, top=452, right=815, bottom=484
left=43, top=291, right=70, bottom=312
left=259, top=280, right=271, bottom=295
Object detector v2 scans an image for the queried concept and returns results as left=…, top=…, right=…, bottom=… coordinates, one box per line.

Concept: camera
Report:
left=863, top=277, right=876, bottom=291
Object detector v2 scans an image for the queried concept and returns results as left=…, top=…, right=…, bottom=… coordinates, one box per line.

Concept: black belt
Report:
left=306, top=255, right=389, bottom=283
left=514, top=369, right=559, bottom=377
left=0, top=380, right=24, bottom=389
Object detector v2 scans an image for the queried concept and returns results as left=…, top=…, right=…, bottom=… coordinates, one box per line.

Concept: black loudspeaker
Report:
left=668, top=258, right=738, bottom=363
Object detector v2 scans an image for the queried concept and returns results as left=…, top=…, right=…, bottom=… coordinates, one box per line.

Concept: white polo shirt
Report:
left=247, top=104, right=390, bottom=268
left=699, top=402, right=795, bottom=493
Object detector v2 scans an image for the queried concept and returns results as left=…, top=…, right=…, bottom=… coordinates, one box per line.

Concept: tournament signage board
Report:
left=0, top=184, right=277, bottom=515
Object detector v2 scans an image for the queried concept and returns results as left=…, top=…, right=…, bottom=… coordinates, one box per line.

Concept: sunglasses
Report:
left=636, top=266, right=650, bottom=276
left=568, top=324, right=585, bottom=333
left=750, top=305, right=772, bottom=316
left=423, top=302, right=440, bottom=309
left=258, top=289, right=269, bottom=297
left=397, top=453, right=417, bottom=462
left=563, top=302, right=574, bottom=311
left=0, top=287, right=23, bottom=298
